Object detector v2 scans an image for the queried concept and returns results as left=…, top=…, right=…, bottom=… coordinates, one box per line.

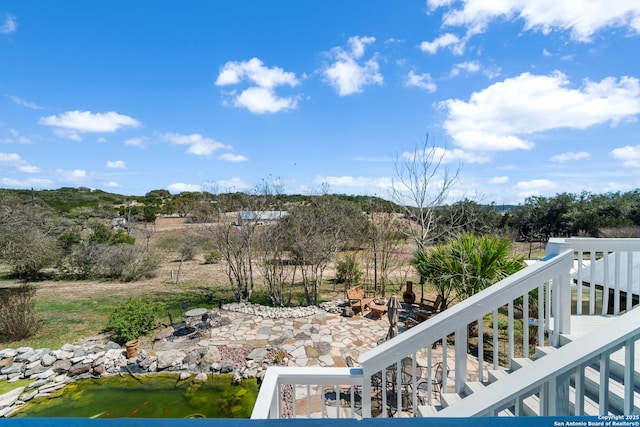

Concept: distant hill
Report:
left=0, top=187, right=512, bottom=216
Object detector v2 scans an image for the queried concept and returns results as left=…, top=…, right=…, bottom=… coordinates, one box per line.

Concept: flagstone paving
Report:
left=199, top=307, right=392, bottom=367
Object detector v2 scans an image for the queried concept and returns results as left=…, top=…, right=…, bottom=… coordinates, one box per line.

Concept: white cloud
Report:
left=347, top=36, right=376, bottom=59
left=7, top=95, right=43, bottom=110
left=550, top=151, right=591, bottom=162
left=440, top=72, right=640, bottom=153
left=218, top=153, right=248, bottom=162
left=0, top=129, right=32, bottom=144
left=167, top=182, right=202, bottom=194
left=212, top=177, right=251, bottom=191
left=611, top=145, right=640, bottom=167
left=0, top=152, right=40, bottom=173
left=0, top=14, right=17, bottom=34
left=106, top=160, right=126, bottom=169
left=215, top=57, right=299, bottom=88
left=215, top=57, right=300, bottom=114
left=39, top=110, right=140, bottom=140
left=450, top=61, right=480, bottom=77
left=515, top=179, right=558, bottom=198
left=160, top=132, right=229, bottom=156
left=1, top=177, right=52, bottom=188
left=401, top=146, right=491, bottom=164
left=315, top=175, right=393, bottom=190
left=105, top=181, right=121, bottom=188
left=322, top=36, right=383, bottom=96
left=488, top=176, right=509, bottom=184
left=429, top=0, right=640, bottom=42
left=124, top=136, right=147, bottom=147
left=419, top=33, right=464, bottom=55
left=56, top=169, right=91, bottom=182
left=405, top=71, right=437, bottom=92
left=233, top=86, right=299, bottom=114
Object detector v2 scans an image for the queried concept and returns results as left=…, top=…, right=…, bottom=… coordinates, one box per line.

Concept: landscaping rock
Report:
left=246, top=348, right=267, bottom=363
left=41, top=354, right=57, bottom=367
left=156, top=350, right=185, bottom=370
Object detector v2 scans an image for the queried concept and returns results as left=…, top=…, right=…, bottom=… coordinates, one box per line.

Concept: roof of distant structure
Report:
left=239, top=211, right=288, bottom=221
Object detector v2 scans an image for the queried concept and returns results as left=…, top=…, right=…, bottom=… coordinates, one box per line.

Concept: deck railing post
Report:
left=454, top=325, right=468, bottom=393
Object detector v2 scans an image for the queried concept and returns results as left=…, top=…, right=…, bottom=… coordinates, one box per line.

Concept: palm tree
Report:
left=412, top=233, right=525, bottom=309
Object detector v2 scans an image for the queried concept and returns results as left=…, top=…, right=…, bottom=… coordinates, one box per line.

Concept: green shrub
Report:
left=335, top=255, right=362, bottom=286
left=203, top=250, right=222, bottom=264
left=61, top=243, right=160, bottom=281
left=0, top=284, right=39, bottom=341
left=105, top=298, right=164, bottom=345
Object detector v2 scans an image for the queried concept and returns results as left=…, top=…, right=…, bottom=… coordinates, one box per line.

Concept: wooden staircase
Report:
left=418, top=330, right=640, bottom=416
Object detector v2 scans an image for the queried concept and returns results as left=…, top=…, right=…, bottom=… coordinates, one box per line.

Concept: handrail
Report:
left=251, top=367, right=363, bottom=419
left=433, top=308, right=640, bottom=416
left=251, top=238, right=640, bottom=419
left=356, top=249, right=574, bottom=417
left=359, top=250, right=574, bottom=374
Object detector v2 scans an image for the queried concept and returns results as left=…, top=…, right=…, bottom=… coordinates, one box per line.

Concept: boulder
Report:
left=246, top=348, right=267, bottom=363
left=41, top=354, right=57, bottom=367
left=200, top=347, right=221, bottom=365
left=155, top=350, right=186, bottom=370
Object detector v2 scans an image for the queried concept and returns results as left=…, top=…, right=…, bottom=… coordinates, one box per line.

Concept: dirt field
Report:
left=1, top=220, right=542, bottom=349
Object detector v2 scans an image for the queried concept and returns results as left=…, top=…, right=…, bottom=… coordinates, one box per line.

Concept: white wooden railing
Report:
left=433, top=307, right=640, bottom=416
left=251, top=238, right=640, bottom=419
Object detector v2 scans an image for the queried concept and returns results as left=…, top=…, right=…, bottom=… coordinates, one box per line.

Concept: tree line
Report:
left=1, top=185, right=639, bottom=305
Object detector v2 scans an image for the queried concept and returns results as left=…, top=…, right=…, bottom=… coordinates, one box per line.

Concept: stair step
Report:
left=511, top=357, right=533, bottom=370
left=582, top=364, right=640, bottom=414
left=416, top=405, right=440, bottom=416
left=488, top=369, right=508, bottom=383
left=535, top=346, right=557, bottom=359
left=440, top=392, right=462, bottom=408
left=464, top=381, right=486, bottom=396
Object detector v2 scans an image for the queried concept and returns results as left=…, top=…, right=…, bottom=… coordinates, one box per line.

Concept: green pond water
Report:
left=12, top=373, right=258, bottom=419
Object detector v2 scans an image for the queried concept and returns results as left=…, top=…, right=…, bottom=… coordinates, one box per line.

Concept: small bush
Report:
left=105, top=298, right=164, bottom=345
left=203, top=250, right=222, bottom=264
left=335, top=255, right=362, bottom=286
left=0, top=284, right=39, bottom=341
left=61, top=243, right=160, bottom=281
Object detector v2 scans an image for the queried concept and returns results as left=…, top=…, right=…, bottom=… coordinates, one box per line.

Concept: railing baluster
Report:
left=478, top=316, right=484, bottom=381
left=614, top=252, right=621, bottom=314
left=626, top=251, right=634, bottom=312
left=523, top=293, right=529, bottom=358
left=603, top=253, right=610, bottom=315
left=624, top=338, right=635, bottom=415
left=599, top=353, right=610, bottom=414
left=442, top=336, right=448, bottom=392
left=493, top=309, right=499, bottom=369
left=538, top=284, right=545, bottom=346
left=590, top=250, right=596, bottom=314
left=381, top=368, right=388, bottom=417
left=574, top=363, right=585, bottom=415
left=427, top=346, right=433, bottom=406
left=577, top=250, right=584, bottom=315
left=508, top=301, right=514, bottom=364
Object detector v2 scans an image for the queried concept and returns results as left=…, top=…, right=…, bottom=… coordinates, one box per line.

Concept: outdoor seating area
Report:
left=319, top=351, right=453, bottom=418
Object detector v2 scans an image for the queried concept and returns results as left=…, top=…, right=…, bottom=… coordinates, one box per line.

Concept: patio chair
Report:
left=416, top=295, right=443, bottom=322
left=416, top=361, right=443, bottom=404
left=346, top=285, right=375, bottom=315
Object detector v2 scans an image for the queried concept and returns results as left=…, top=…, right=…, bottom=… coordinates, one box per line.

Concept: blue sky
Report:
left=1, top=1, right=640, bottom=205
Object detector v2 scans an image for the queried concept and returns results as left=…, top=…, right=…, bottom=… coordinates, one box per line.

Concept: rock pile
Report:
left=0, top=336, right=283, bottom=417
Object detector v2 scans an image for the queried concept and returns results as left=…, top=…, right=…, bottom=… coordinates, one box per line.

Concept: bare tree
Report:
left=200, top=177, right=284, bottom=302
left=366, top=208, right=405, bottom=297
left=392, top=134, right=461, bottom=249
left=283, top=195, right=368, bottom=305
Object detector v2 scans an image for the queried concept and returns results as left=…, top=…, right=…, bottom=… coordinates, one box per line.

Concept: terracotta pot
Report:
left=402, top=281, right=416, bottom=305
left=125, top=339, right=140, bottom=359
